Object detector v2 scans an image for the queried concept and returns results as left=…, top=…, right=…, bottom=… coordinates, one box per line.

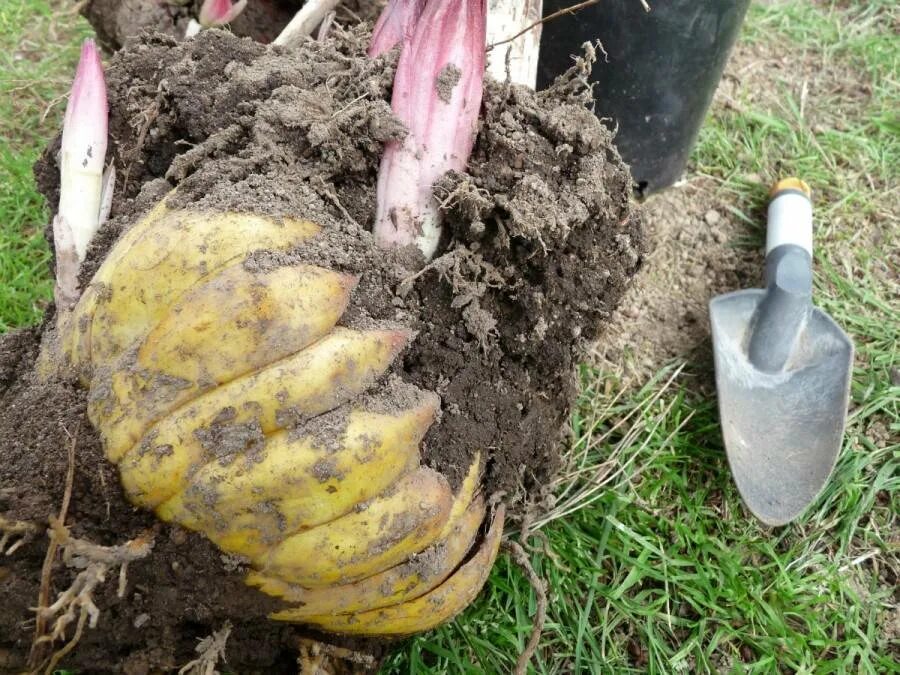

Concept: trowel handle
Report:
left=766, top=178, right=813, bottom=256
left=747, top=179, right=814, bottom=373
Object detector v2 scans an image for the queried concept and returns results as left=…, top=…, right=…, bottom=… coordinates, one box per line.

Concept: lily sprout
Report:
left=58, top=39, right=108, bottom=262
left=374, top=0, right=487, bottom=258
left=55, top=39, right=110, bottom=311
left=368, top=0, right=427, bottom=58
left=198, top=0, right=248, bottom=27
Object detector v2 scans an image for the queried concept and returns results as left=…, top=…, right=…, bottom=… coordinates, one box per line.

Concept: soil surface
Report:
left=1, top=25, right=642, bottom=674
left=594, top=179, right=763, bottom=385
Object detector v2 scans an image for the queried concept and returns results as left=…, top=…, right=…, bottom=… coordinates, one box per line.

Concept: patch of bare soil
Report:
left=592, top=177, right=763, bottom=382
left=1, top=25, right=642, bottom=673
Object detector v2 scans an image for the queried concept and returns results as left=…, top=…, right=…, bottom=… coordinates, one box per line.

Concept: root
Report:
left=33, top=520, right=155, bottom=675
left=123, top=96, right=161, bottom=192
left=30, top=424, right=78, bottom=671
left=297, top=638, right=375, bottom=674
left=178, top=621, right=232, bottom=675
left=166, top=124, right=244, bottom=183
left=487, top=0, right=611, bottom=52
left=0, top=516, right=40, bottom=555
left=503, top=540, right=548, bottom=675
left=315, top=176, right=361, bottom=229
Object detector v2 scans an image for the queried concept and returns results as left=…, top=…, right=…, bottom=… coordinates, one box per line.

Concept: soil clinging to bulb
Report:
left=1, top=27, right=643, bottom=672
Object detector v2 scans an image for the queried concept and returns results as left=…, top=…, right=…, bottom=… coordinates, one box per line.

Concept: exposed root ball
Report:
left=2, top=26, right=643, bottom=671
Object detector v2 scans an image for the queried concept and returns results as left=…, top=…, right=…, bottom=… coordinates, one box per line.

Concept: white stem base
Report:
left=486, top=0, right=543, bottom=88
left=53, top=214, right=80, bottom=312
left=59, top=168, right=103, bottom=261
left=274, top=0, right=342, bottom=47
left=185, top=18, right=202, bottom=38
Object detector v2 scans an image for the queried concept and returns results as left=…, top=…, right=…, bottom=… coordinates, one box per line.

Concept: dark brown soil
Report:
left=2, top=26, right=642, bottom=673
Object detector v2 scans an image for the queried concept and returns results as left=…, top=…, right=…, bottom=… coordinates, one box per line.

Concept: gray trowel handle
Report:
left=747, top=179, right=814, bottom=373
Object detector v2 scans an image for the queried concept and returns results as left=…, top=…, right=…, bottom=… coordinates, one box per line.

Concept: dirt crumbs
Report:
left=594, top=178, right=763, bottom=382
left=4, top=26, right=643, bottom=673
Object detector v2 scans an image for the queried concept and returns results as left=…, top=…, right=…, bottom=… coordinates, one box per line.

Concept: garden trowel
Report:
left=710, top=179, right=853, bottom=526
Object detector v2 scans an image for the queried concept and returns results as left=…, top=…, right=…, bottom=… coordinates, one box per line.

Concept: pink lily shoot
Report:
left=374, top=0, right=487, bottom=259
left=368, top=0, right=427, bottom=58
left=198, top=0, right=248, bottom=28
left=55, top=38, right=109, bottom=310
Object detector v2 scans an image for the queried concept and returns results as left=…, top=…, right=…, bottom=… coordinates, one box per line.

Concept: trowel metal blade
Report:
left=710, top=289, right=854, bottom=526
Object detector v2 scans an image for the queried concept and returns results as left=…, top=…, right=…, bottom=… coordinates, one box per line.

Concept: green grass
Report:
left=386, top=369, right=896, bottom=673
left=0, top=0, right=91, bottom=330
left=2, top=0, right=897, bottom=673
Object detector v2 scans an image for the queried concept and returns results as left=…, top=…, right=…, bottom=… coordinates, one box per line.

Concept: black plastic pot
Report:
left=538, top=0, right=750, bottom=196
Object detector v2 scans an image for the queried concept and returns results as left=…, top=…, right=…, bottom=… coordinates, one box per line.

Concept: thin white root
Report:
left=34, top=520, right=154, bottom=673
left=274, top=0, right=342, bottom=47
left=178, top=621, right=232, bottom=675
left=37, top=561, right=105, bottom=644
left=0, top=516, right=40, bottom=556
left=486, top=0, right=543, bottom=88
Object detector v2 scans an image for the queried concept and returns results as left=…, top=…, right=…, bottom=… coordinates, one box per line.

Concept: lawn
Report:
left=1, top=1, right=896, bottom=673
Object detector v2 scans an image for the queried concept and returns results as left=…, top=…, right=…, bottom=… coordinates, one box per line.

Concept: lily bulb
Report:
left=198, top=0, right=247, bottom=27
left=374, top=0, right=487, bottom=258
left=58, top=38, right=108, bottom=263
left=368, top=0, right=427, bottom=57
